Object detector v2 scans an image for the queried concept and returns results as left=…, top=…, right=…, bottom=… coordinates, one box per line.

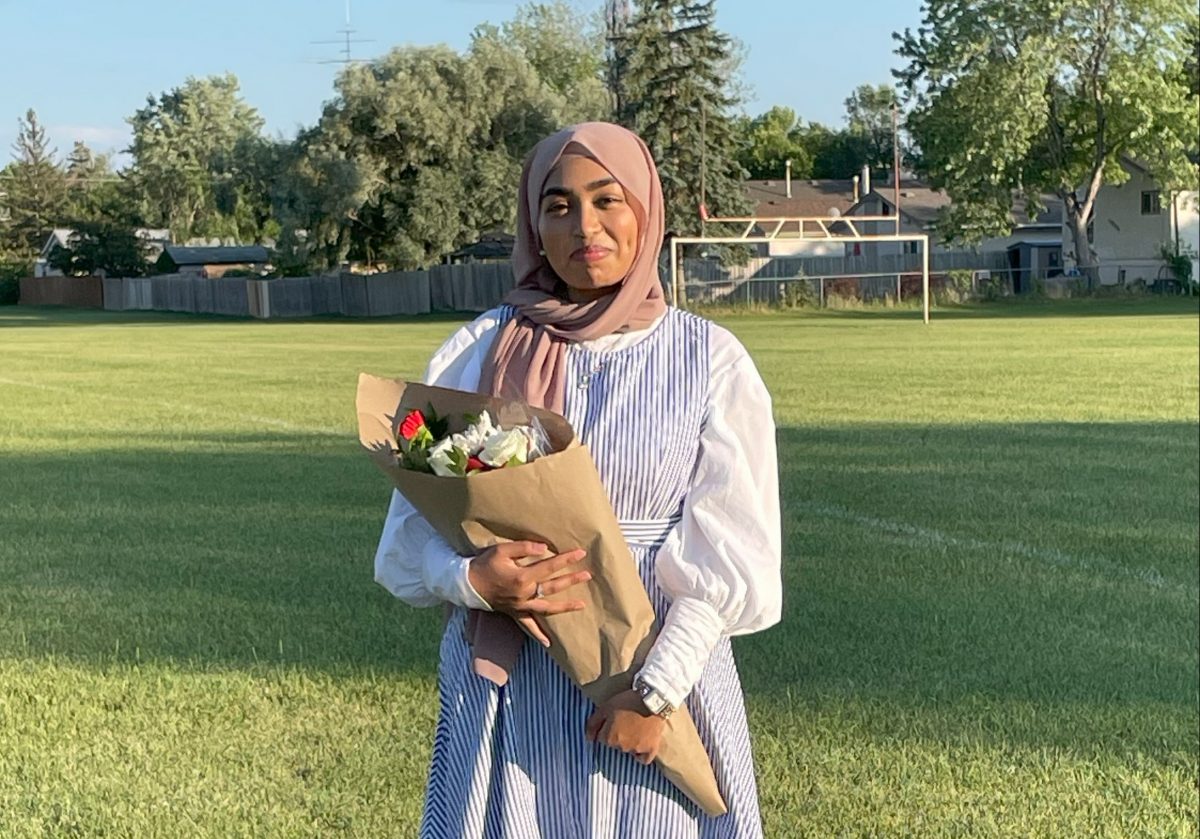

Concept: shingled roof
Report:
left=743, top=179, right=860, bottom=219
left=164, top=245, right=270, bottom=265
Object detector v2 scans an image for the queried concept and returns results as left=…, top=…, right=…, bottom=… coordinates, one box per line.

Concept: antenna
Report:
left=311, top=0, right=373, bottom=66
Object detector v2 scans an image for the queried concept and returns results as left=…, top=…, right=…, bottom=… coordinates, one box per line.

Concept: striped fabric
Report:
left=617, top=515, right=682, bottom=549
left=420, top=308, right=765, bottom=838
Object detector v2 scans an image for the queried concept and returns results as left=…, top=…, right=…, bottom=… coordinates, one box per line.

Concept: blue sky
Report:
left=0, top=0, right=922, bottom=164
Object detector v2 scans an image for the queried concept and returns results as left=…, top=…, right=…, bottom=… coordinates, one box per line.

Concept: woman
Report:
left=375, top=122, right=781, bottom=838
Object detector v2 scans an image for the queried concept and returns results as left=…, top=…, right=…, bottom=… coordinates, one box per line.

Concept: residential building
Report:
left=156, top=245, right=270, bottom=277
left=1076, top=157, right=1200, bottom=288
left=738, top=177, right=860, bottom=256
left=35, top=227, right=172, bottom=277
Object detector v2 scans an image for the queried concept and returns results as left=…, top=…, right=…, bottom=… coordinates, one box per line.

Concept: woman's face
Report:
left=537, top=154, right=640, bottom=303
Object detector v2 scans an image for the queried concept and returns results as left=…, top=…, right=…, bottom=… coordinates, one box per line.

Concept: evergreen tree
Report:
left=63, top=141, right=126, bottom=225
left=612, top=1, right=750, bottom=237
left=4, top=109, right=68, bottom=255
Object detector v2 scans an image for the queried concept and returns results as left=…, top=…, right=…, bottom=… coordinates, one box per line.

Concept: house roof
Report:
left=743, top=179, right=860, bottom=220
left=41, top=227, right=173, bottom=259
left=863, top=182, right=953, bottom=226
left=40, top=228, right=74, bottom=257
left=849, top=182, right=1063, bottom=230
left=1010, top=195, right=1063, bottom=227
left=164, top=245, right=270, bottom=265
left=449, top=231, right=515, bottom=261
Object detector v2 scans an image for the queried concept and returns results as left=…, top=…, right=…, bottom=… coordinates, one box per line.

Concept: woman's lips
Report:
left=571, top=245, right=611, bottom=263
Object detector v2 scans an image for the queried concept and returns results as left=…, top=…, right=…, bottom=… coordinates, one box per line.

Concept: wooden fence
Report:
left=18, top=263, right=518, bottom=318
left=17, top=251, right=1016, bottom=316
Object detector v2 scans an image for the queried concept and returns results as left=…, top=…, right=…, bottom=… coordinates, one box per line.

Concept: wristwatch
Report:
left=633, top=677, right=674, bottom=720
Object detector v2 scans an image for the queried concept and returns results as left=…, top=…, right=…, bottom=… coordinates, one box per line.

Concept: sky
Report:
left=0, top=0, right=923, bottom=165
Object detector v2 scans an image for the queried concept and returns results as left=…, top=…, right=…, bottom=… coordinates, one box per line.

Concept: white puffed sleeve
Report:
left=372, top=309, right=502, bottom=609
left=634, top=326, right=782, bottom=708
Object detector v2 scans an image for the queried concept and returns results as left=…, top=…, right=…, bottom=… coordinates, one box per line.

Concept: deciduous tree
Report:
left=897, top=0, right=1200, bottom=285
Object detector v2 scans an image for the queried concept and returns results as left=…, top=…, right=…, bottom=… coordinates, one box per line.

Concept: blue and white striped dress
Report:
left=419, top=307, right=765, bottom=838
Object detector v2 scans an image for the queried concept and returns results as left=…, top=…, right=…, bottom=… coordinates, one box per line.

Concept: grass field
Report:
left=1, top=299, right=1197, bottom=837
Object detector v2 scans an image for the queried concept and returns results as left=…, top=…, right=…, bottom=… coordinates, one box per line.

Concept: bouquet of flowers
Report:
left=395, top=407, right=551, bottom=477
left=356, top=373, right=727, bottom=817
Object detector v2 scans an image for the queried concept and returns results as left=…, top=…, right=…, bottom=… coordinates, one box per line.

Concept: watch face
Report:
left=641, top=690, right=667, bottom=714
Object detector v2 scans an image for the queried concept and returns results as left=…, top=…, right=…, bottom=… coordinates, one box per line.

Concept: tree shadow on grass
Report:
left=0, top=436, right=444, bottom=678
left=2, top=421, right=1197, bottom=761
left=733, top=420, right=1198, bottom=761
left=810, top=297, right=1200, bottom=320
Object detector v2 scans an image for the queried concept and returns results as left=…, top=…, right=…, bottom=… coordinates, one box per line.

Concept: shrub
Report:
left=0, top=261, right=31, bottom=306
left=0, top=277, right=18, bottom=305
left=780, top=279, right=817, bottom=309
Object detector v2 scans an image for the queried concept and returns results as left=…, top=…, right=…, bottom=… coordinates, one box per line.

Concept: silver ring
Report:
left=534, top=582, right=544, bottom=600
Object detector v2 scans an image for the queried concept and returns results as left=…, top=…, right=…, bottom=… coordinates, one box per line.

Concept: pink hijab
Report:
left=466, top=122, right=668, bottom=685
left=481, top=121, right=668, bottom=414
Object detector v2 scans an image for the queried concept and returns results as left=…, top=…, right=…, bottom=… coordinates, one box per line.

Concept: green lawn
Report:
left=1, top=299, right=1197, bottom=837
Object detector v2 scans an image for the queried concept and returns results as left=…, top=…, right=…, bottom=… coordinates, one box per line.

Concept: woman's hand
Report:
left=468, top=541, right=591, bottom=647
left=584, top=689, right=667, bottom=765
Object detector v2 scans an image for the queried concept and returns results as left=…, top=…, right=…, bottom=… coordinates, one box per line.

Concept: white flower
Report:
left=427, top=438, right=460, bottom=477
left=480, top=426, right=531, bottom=467
left=450, top=410, right=497, bottom=455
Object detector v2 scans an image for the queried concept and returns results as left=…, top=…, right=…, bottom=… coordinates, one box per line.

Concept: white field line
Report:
left=797, top=501, right=1194, bottom=595
left=0, top=376, right=345, bottom=437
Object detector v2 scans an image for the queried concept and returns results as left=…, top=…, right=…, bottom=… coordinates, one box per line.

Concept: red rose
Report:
left=466, top=455, right=491, bottom=473
left=399, top=409, right=427, bottom=442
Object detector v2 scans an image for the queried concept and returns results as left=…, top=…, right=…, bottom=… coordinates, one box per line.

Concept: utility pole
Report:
left=892, top=101, right=902, bottom=302
left=892, top=102, right=901, bottom=237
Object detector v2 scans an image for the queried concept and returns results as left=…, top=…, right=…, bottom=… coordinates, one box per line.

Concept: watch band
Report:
left=633, top=677, right=674, bottom=719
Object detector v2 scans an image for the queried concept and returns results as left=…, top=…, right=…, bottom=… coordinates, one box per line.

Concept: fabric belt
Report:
left=617, top=513, right=683, bottom=548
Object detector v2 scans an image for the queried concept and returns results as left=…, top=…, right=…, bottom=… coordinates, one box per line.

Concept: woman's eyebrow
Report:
left=541, top=178, right=618, bottom=200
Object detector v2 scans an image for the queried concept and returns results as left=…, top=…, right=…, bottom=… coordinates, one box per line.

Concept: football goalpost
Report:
left=668, top=214, right=932, bottom=324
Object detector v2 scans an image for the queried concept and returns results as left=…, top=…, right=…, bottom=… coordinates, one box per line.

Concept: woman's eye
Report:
left=545, top=202, right=568, bottom=215
left=597, top=195, right=622, bottom=207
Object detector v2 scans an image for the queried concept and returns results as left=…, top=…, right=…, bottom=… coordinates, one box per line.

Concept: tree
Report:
left=897, top=0, right=1200, bottom=286
left=735, top=106, right=811, bottom=180
left=843, top=83, right=901, bottom=174
left=613, top=1, right=751, bottom=236
left=473, top=1, right=610, bottom=123
left=275, top=38, right=575, bottom=270
left=47, top=221, right=149, bottom=278
left=3, top=109, right=68, bottom=255
left=63, top=141, right=127, bottom=225
left=125, top=73, right=274, bottom=242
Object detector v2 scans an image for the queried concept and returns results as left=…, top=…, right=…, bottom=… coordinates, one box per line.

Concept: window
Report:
left=902, top=241, right=920, bottom=255
left=1141, top=190, right=1162, bottom=215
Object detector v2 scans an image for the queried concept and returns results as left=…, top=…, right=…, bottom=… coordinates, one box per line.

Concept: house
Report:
left=155, top=245, right=270, bottom=278
left=446, top=231, right=515, bottom=264
left=841, top=167, right=1064, bottom=292
left=739, top=177, right=860, bottom=256
left=839, top=168, right=952, bottom=258
left=977, top=195, right=1064, bottom=293
left=1076, top=157, right=1200, bottom=288
left=35, top=227, right=172, bottom=277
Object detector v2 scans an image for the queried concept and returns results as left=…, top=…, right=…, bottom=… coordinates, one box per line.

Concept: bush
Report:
left=0, top=261, right=31, bottom=306
left=780, top=279, right=817, bottom=309
left=1159, top=242, right=1196, bottom=294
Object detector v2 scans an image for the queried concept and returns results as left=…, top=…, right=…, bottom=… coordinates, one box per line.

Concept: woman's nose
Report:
left=574, top=203, right=602, bottom=238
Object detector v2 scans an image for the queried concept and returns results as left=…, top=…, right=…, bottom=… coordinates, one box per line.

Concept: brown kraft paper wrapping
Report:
left=356, top=373, right=727, bottom=817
